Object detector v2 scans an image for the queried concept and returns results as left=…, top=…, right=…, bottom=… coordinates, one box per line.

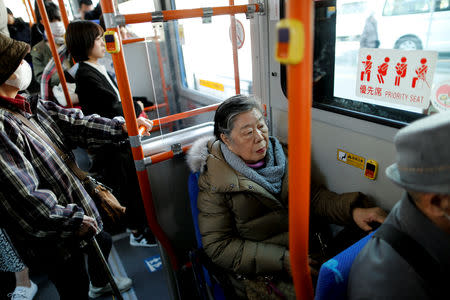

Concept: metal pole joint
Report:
left=129, top=135, right=142, bottom=148
left=151, top=11, right=164, bottom=23
left=134, top=159, right=146, bottom=171
left=171, top=143, right=183, bottom=156
left=202, top=7, right=213, bottom=23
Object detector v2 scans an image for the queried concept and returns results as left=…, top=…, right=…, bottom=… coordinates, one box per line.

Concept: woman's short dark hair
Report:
left=214, top=94, right=263, bottom=140
left=36, top=1, right=61, bottom=22
left=66, top=21, right=104, bottom=62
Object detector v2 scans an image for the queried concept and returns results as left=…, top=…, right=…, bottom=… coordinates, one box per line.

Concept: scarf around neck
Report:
left=220, top=137, right=286, bottom=195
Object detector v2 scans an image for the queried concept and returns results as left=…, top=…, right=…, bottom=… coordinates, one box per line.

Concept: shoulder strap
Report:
left=374, top=224, right=445, bottom=298
left=7, top=110, right=88, bottom=182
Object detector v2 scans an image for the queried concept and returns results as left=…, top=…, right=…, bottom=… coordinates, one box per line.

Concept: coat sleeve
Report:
left=31, top=44, right=46, bottom=84
left=197, top=186, right=287, bottom=275
left=40, top=99, right=127, bottom=150
left=0, top=120, right=84, bottom=239
left=310, top=181, right=371, bottom=226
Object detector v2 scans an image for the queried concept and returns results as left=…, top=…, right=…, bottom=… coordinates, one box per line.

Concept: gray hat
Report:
left=386, top=111, right=450, bottom=194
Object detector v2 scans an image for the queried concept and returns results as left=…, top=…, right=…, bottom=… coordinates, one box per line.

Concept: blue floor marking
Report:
left=144, top=255, right=163, bottom=273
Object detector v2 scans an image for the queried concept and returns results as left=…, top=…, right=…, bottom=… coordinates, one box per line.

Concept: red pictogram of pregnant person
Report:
left=377, top=57, right=390, bottom=84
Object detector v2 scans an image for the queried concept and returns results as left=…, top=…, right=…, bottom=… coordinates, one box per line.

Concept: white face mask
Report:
left=49, top=21, right=66, bottom=45
left=5, top=60, right=32, bottom=91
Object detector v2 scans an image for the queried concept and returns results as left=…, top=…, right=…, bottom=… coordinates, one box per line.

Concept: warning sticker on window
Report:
left=356, top=48, right=438, bottom=109
left=337, top=149, right=365, bottom=170
left=199, top=79, right=224, bottom=91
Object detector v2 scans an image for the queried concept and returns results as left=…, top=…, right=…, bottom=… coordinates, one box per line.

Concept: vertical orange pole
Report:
left=100, top=0, right=178, bottom=270
left=288, top=0, right=314, bottom=299
left=57, top=0, right=70, bottom=29
left=229, top=0, right=240, bottom=94
left=36, top=0, right=73, bottom=108
left=153, top=30, right=170, bottom=117
left=22, top=0, right=33, bottom=26
left=25, top=0, right=37, bottom=24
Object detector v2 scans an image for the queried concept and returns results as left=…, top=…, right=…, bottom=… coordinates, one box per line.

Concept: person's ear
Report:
left=220, top=133, right=233, bottom=150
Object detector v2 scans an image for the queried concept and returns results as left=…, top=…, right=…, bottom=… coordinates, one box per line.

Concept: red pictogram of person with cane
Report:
left=411, top=58, right=429, bottom=88
left=361, top=55, right=373, bottom=82
left=394, top=57, right=407, bottom=86
left=377, top=57, right=390, bottom=84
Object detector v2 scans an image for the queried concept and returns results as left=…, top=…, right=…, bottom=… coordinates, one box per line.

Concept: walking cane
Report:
left=89, top=236, right=124, bottom=300
left=79, top=199, right=124, bottom=300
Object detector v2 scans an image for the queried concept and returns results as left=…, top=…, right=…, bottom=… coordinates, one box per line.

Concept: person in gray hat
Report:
left=348, top=112, right=450, bottom=299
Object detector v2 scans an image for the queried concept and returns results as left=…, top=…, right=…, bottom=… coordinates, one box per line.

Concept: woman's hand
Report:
left=121, top=117, right=154, bottom=136
left=352, top=207, right=387, bottom=231
left=137, top=117, right=153, bottom=136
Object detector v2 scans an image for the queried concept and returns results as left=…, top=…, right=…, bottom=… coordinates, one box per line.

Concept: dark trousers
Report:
left=84, top=231, right=112, bottom=287
left=91, top=144, right=148, bottom=232
left=17, top=231, right=112, bottom=300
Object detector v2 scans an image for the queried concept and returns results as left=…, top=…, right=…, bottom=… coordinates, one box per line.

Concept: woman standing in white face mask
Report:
left=30, top=1, right=71, bottom=98
left=0, top=33, right=154, bottom=300
left=0, top=34, right=38, bottom=300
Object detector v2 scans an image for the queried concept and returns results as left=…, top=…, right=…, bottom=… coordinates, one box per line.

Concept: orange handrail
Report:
left=151, top=103, right=220, bottom=126
left=152, top=31, right=171, bottom=118
left=122, top=37, right=145, bottom=45
left=123, top=4, right=261, bottom=24
left=149, top=145, right=191, bottom=165
left=36, top=0, right=73, bottom=108
left=144, top=102, right=167, bottom=112
left=229, top=0, right=240, bottom=94
left=288, top=1, right=314, bottom=299
left=26, top=0, right=37, bottom=24
left=57, top=0, right=70, bottom=29
left=22, top=0, right=33, bottom=25
left=100, top=0, right=179, bottom=270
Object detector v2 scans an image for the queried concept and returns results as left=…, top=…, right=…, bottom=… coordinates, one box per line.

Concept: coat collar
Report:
left=395, top=193, right=450, bottom=267
left=79, top=62, right=118, bottom=89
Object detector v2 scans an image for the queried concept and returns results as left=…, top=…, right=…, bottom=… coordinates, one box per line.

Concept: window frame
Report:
left=280, top=0, right=429, bottom=129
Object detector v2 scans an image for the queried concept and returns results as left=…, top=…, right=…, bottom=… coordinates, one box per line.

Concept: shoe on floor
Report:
left=129, top=233, right=158, bottom=248
left=8, top=281, right=38, bottom=300
left=88, top=276, right=132, bottom=298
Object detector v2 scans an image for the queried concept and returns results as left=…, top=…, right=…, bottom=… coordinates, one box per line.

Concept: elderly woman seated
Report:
left=187, top=95, right=386, bottom=299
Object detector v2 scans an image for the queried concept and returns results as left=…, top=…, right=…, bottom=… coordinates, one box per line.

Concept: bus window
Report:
left=309, top=0, right=450, bottom=127
left=117, top=0, right=156, bottom=37
left=173, top=0, right=253, bottom=100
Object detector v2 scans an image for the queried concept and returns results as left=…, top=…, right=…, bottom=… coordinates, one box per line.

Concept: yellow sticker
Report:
left=199, top=79, right=224, bottom=92
left=337, top=149, right=366, bottom=170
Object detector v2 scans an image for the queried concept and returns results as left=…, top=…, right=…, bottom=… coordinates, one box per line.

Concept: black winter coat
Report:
left=8, top=18, right=31, bottom=44
left=75, top=62, right=142, bottom=119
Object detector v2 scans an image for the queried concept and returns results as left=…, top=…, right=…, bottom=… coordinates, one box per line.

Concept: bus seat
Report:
left=314, top=231, right=375, bottom=300
left=188, top=172, right=225, bottom=300
left=188, top=172, right=203, bottom=247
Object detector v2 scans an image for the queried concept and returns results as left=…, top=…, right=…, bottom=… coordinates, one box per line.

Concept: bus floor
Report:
left=32, top=232, right=172, bottom=300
